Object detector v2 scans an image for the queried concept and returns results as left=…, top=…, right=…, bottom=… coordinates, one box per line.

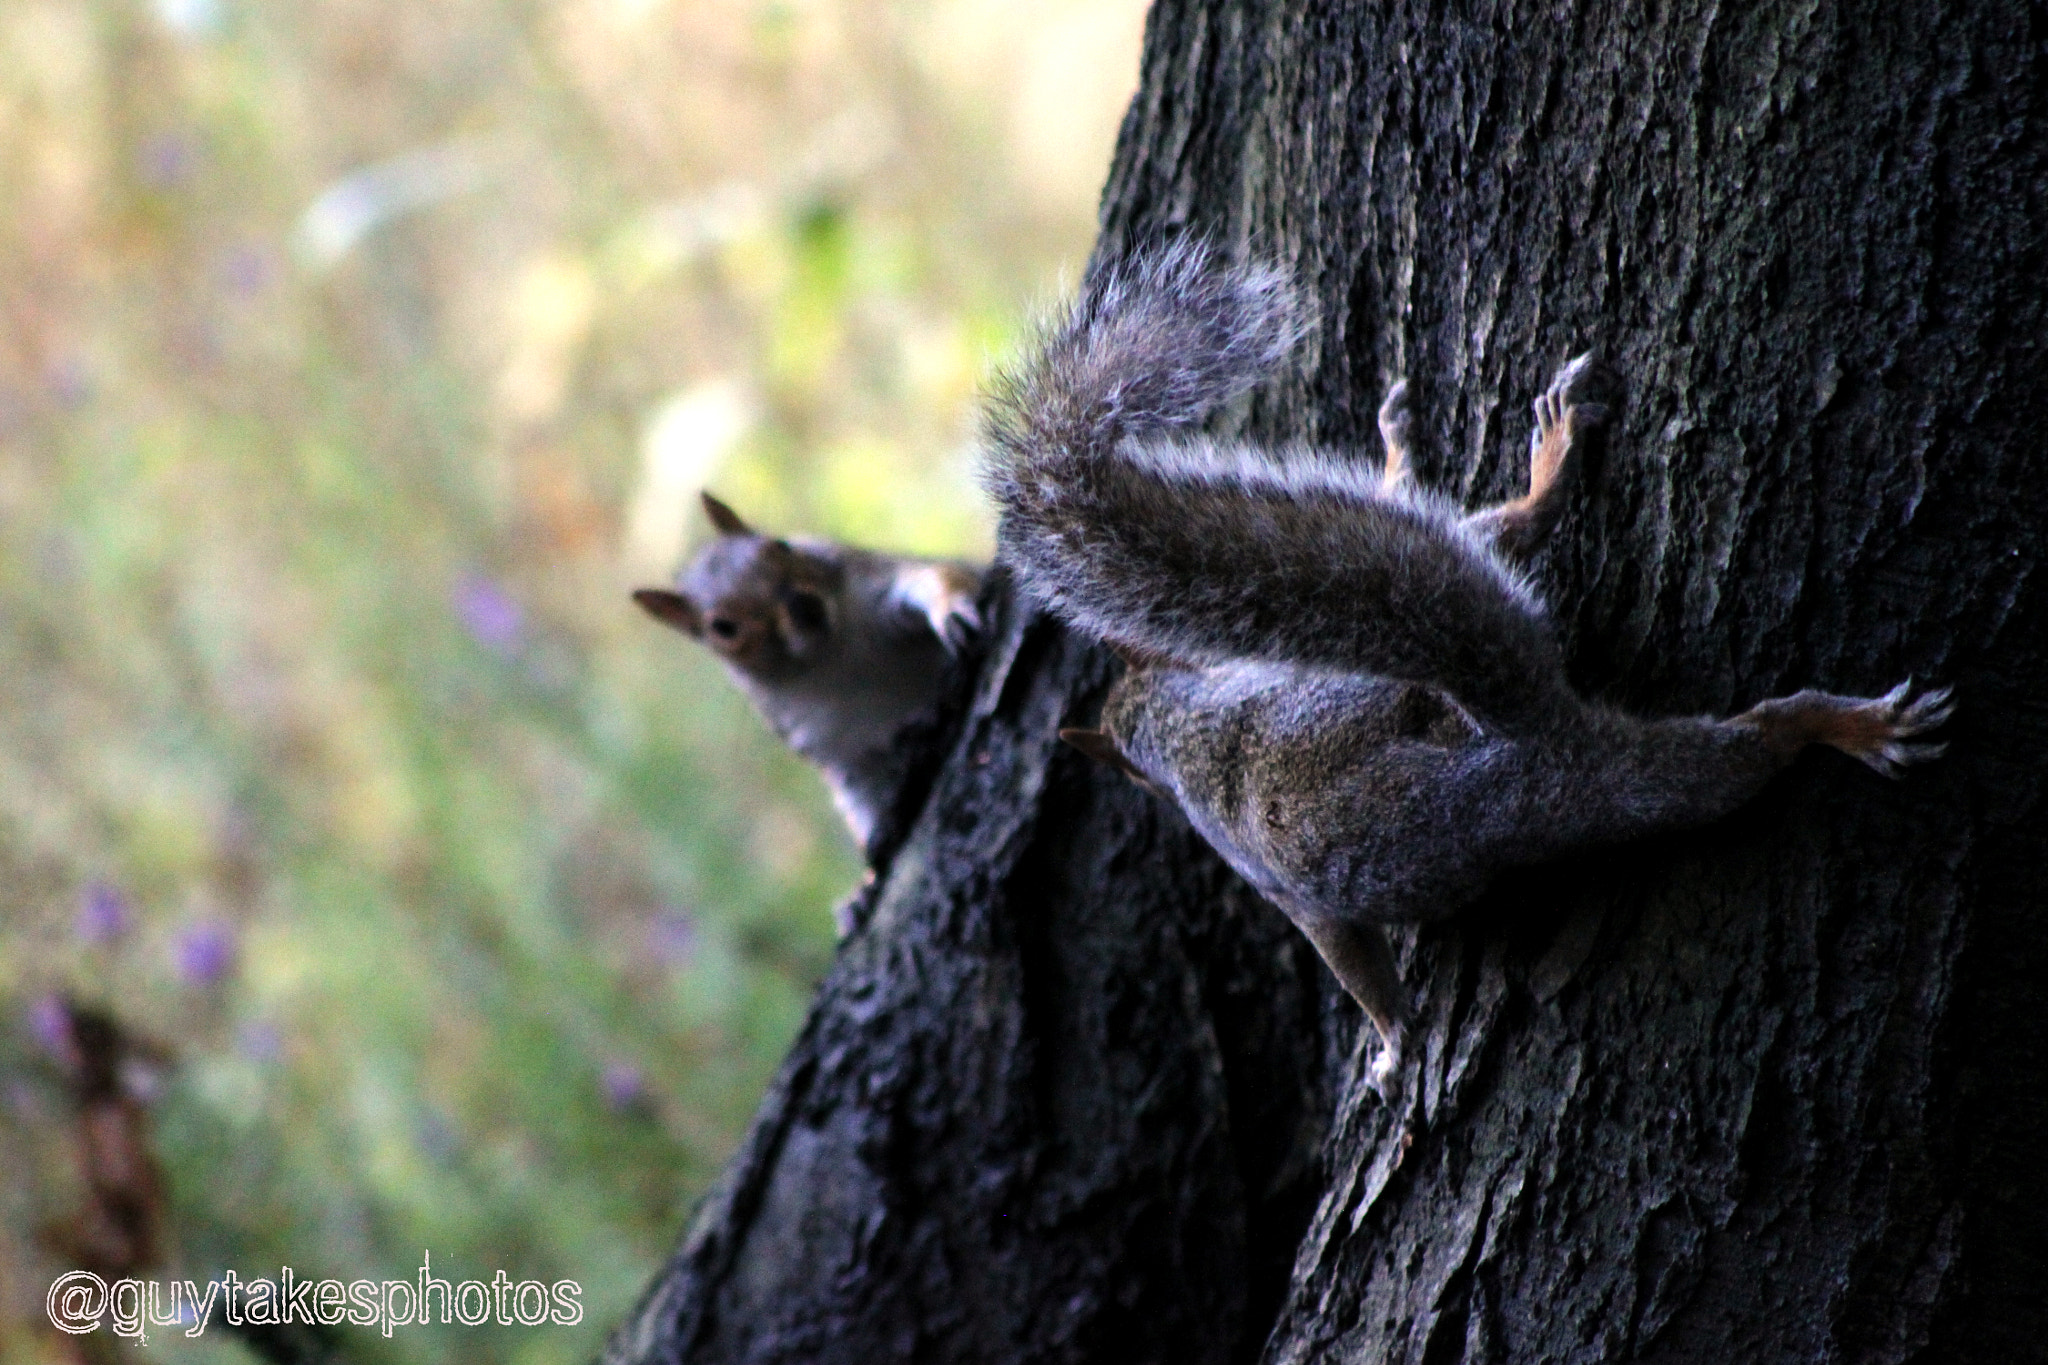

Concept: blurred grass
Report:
left=0, top=0, right=1143, bottom=1360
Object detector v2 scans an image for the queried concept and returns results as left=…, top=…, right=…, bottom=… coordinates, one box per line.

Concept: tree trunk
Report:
left=602, top=2, right=2047, bottom=1362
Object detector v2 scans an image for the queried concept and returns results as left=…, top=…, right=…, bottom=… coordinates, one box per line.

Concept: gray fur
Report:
left=986, top=245, right=1953, bottom=1099
left=983, top=240, right=1572, bottom=734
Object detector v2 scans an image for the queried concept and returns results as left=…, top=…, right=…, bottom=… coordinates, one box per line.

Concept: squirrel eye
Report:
left=708, top=617, right=741, bottom=640
left=784, top=591, right=828, bottom=632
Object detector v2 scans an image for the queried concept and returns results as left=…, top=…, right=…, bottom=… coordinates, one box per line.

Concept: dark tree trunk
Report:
left=603, top=2, right=2047, bottom=1362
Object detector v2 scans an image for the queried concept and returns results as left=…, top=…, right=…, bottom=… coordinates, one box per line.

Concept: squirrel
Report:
left=981, top=241, right=1954, bottom=1098
left=634, top=491, right=985, bottom=848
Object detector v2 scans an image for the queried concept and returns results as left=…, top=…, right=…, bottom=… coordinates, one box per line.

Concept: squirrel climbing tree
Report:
left=603, top=2, right=2047, bottom=1361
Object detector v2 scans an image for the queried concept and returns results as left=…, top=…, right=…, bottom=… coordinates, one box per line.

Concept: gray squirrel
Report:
left=981, top=242, right=1953, bottom=1096
left=634, top=492, right=984, bottom=847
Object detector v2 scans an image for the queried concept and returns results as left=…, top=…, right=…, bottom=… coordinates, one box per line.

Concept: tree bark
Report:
left=602, top=2, right=2046, bottom=1362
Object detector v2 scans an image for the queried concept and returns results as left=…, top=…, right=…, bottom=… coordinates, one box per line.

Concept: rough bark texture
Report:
left=603, top=3, right=2046, bottom=1362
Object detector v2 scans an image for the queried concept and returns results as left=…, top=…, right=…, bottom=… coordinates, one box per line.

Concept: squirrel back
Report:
left=982, top=241, right=1572, bottom=733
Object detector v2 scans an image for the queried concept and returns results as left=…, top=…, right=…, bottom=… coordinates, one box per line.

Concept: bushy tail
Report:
left=983, top=239, right=1305, bottom=470
left=982, top=242, right=1571, bottom=732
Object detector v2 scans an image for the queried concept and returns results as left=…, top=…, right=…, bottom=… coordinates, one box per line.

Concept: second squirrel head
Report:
left=633, top=491, right=846, bottom=679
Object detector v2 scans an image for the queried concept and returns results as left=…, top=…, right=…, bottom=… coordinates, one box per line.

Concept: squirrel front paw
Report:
left=895, top=563, right=985, bottom=654
left=1528, top=352, right=1605, bottom=492
left=1377, top=378, right=1413, bottom=489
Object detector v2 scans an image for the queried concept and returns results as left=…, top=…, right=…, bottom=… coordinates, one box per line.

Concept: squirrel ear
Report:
left=1059, top=727, right=1148, bottom=783
left=1106, top=639, right=1179, bottom=672
left=633, top=588, right=704, bottom=637
left=700, top=491, right=752, bottom=537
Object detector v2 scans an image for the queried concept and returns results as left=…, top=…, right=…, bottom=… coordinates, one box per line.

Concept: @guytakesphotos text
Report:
left=47, top=1252, right=583, bottom=1342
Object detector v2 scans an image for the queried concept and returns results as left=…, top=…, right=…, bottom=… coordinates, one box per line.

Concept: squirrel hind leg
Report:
left=1740, top=680, right=1955, bottom=777
left=1294, top=914, right=1410, bottom=1102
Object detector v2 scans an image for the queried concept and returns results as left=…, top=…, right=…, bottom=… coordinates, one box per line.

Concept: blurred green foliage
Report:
left=0, top=0, right=1142, bottom=1359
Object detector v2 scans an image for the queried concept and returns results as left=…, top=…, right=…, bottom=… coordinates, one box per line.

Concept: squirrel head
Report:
left=634, top=492, right=845, bottom=679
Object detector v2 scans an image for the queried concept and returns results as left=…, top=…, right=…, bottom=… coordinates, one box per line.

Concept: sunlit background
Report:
left=0, top=0, right=1144, bottom=1358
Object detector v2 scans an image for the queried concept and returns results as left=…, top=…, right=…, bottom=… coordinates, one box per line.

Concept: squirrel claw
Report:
left=896, top=563, right=985, bottom=655
left=1892, top=739, right=1948, bottom=765
left=1898, top=684, right=1955, bottom=732
left=1534, top=350, right=1595, bottom=415
left=939, top=601, right=983, bottom=654
left=1531, top=354, right=1590, bottom=450
left=1879, top=679, right=1955, bottom=735
left=1829, top=679, right=1956, bottom=775
left=1367, top=1038, right=1406, bottom=1107
left=1553, top=350, right=1596, bottom=392
left=1377, top=378, right=1412, bottom=442
left=1861, top=739, right=1946, bottom=779
left=1532, top=352, right=1606, bottom=452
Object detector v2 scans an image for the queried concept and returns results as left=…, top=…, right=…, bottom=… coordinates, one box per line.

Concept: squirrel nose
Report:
left=709, top=617, right=740, bottom=640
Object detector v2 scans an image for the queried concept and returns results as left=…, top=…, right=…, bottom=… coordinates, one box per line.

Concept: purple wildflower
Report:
left=174, top=921, right=238, bottom=986
left=139, top=132, right=199, bottom=188
left=27, top=994, right=74, bottom=1060
left=454, top=575, right=524, bottom=655
left=602, top=1062, right=647, bottom=1113
left=46, top=359, right=91, bottom=409
left=76, top=882, right=130, bottom=943
left=646, top=909, right=697, bottom=966
left=221, top=243, right=274, bottom=297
